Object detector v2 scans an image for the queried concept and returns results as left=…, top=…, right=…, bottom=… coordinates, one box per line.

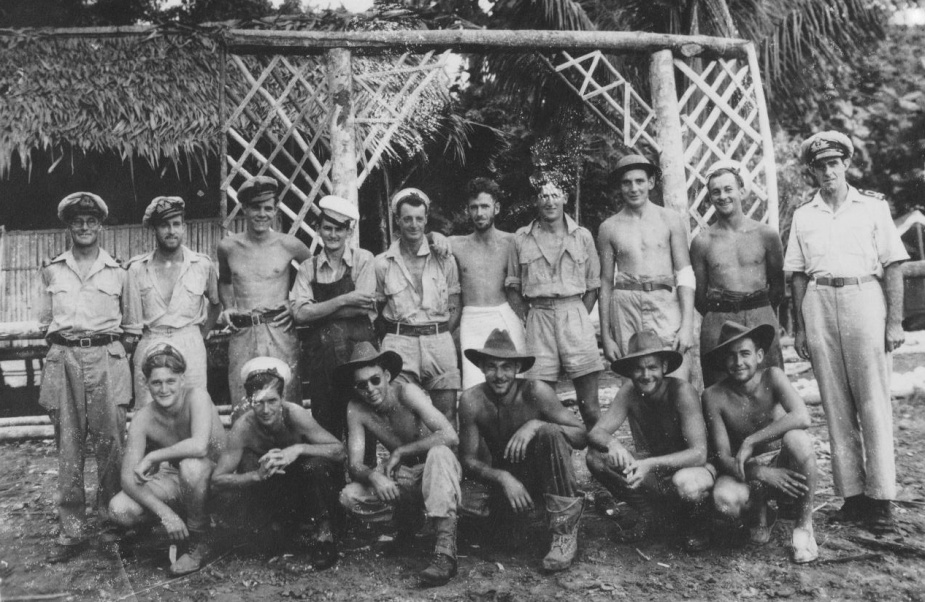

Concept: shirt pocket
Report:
left=384, top=268, right=416, bottom=320
left=518, top=241, right=552, bottom=288
left=563, top=238, right=589, bottom=291
left=91, top=271, right=123, bottom=317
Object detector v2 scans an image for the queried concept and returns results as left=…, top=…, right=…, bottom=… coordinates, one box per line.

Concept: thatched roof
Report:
left=0, top=8, right=457, bottom=177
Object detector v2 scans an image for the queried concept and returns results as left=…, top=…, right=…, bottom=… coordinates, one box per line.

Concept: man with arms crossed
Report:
left=217, top=176, right=311, bottom=412
left=690, top=161, right=785, bottom=387
left=786, top=130, right=907, bottom=533
left=336, top=343, right=461, bottom=586
left=586, top=330, right=714, bottom=551
left=459, top=329, right=587, bottom=572
left=598, top=155, right=696, bottom=379
left=123, top=196, right=221, bottom=406
left=357, top=188, right=461, bottom=423
left=450, top=178, right=527, bottom=391
left=211, top=357, right=344, bottom=569
left=38, top=192, right=131, bottom=563
left=108, top=344, right=227, bottom=575
left=506, top=172, right=602, bottom=426
left=702, top=321, right=818, bottom=563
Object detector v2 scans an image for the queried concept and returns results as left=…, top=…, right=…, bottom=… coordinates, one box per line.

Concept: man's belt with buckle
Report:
left=48, top=333, right=120, bottom=348
left=383, top=320, right=450, bottom=337
left=229, top=308, right=285, bottom=329
left=613, top=281, right=674, bottom=292
left=705, top=289, right=771, bottom=313
left=815, top=275, right=877, bottom=288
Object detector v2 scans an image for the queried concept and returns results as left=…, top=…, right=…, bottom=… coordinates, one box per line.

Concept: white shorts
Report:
left=460, top=303, right=527, bottom=390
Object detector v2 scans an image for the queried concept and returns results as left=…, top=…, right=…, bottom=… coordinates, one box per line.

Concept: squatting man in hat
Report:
left=123, top=196, right=221, bottom=407
left=690, top=161, right=785, bottom=387
left=785, top=130, right=908, bottom=533
left=336, top=342, right=462, bottom=586
left=211, top=357, right=344, bottom=569
left=702, top=321, right=818, bottom=563
left=217, top=176, right=312, bottom=416
left=586, top=330, right=715, bottom=552
left=597, top=155, right=696, bottom=380
left=108, top=344, right=227, bottom=575
left=458, top=328, right=587, bottom=573
left=37, top=192, right=131, bottom=563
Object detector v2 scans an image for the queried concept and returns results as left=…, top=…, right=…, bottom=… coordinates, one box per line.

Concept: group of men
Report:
left=36, top=128, right=907, bottom=584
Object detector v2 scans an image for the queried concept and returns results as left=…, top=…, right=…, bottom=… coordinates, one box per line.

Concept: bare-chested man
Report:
left=459, top=329, right=587, bottom=573
left=449, top=178, right=527, bottom=390
left=335, top=343, right=461, bottom=586
left=598, top=155, right=695, bottom=380
left=586, top=330, right=715, bottom=552
left=217, top=176, right=311, bottom=413
left=690, top=161, right=785, bottom=387
left=506, top=172, right=602, bottom=427
left=123, top=197, right=221, bottom=406
left=702, top=321, right=817, bottom=563
left=108, top=344, right=227, bottom=575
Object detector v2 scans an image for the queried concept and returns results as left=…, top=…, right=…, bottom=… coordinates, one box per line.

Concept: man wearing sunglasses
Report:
left=37, top=192, right=131, bottom=563
left=335, top=343, right=462, bottom=586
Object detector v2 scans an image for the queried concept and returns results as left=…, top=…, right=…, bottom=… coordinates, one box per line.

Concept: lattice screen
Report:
left=551, top=50, right=776, bottom=237
left=222, top=50, right=451, bottom=243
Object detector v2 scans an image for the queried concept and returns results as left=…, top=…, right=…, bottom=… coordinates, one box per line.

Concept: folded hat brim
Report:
left=610, top=349, right=683, bottom=379
left=333, top=350, right=403, bottom=389
left=703, top=323, right=777, bottom=372
left=613, top=162, right=660, bottom=181
left=463, top=349, right=535, bottom=374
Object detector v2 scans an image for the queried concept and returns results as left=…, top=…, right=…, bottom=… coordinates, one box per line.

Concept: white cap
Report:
left=318, top=195, right=359, bottom=227
left=240, top=357, right=291, bottom=387
left=390, top=188, right=431, bottom=215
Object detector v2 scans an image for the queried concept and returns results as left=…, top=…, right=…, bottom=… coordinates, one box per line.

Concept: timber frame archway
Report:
left=220, top=28, right=779, bottom=247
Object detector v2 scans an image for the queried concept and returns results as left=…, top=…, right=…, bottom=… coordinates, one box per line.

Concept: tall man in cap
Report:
left=123, top=196, right=221, bottom=406
left=293, top=195, right=378, bottom=444
left=336, top=343, right=462, bottom=586
left=37, top=192, right=131, bottom=562
left=458, top=329, right=587, bottom=572
left=785, top=130, right=908, bottom=533
left=449, top=178, right=527, bottom=390
left=702, top=321, right=818, bottom=563
left=505, top=172, right=602, bottom=427
left=598, top=155, right=696, bottom=379
left=586, top=330, right=714, bottom=551
left=108, top=343, right=227, bottom=575
left=211, top=357, right=344, bottom=569
left=356, top=188, right=461, bottom=423
left=217, top=176, right=312, bottom=413
left=690, top=161, right=785, bottom=387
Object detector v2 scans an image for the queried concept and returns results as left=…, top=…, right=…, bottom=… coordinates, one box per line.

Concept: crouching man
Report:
left=108, top=344, right=227, bottom=575
left=586, top=331, right=715, bottom=552
left=211, top=358, right=344, bottom=569
left=336, top=343, right=461, bottom=586
left=459, top=329, right=587, bottom=573
left=702, top=321, right=818, bottom=563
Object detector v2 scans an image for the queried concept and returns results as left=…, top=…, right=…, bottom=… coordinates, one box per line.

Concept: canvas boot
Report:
left=613, top=488, right=655, bottom=544
left=169, top=531, right=211, bottom=576
left=420, top=515, right=458, bottom=586
left=681, top=501, right=711, bottom=552
left=542, top=494, right=584, bottom=572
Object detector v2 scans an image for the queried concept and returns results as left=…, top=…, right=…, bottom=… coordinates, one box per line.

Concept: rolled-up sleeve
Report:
left=37, top=268, right=53, bottom=327
left=206, top=261, right=220, bottom=306
left=582, top=230, right=601, bottom=290
left=783, top=215, right=806, bottom=273
left=291, top=258, right=316, bottom=314
left=444, top=257, right=461, bottom=296
left=505, top=235, right=523, bottom=291
left=121, top=267, right=144, bottom=336
left=874, top=202, right=910, bottom=267
left=356, top=255, right=386, bottom=304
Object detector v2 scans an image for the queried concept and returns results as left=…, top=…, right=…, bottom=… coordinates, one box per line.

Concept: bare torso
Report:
left=601, top=203, right=677, bottom=278
left=695, top=219, right=772, bottom=292
left=706, top=369, right=784, bottom=453
left=142, top=390, right=226, bottom=462
left=624, top=378, right=688, bottom=457
left=470, top=381, right=542, bottom=460
left=359, top=383, right=431, bottom=455
left=450, top=230, right=513, bottom=307
left=150, top=255, right=182, bottom=302
left=219, top=231, right=304, bottom=311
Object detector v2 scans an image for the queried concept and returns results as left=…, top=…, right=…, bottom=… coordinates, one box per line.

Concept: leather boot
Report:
left=614, top=488, right=654, bottom=544
left=542, top=494, right=584, bottom=572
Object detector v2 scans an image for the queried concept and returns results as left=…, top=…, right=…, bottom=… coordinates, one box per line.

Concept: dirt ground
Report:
left=2, top=362, right=925, bottom=602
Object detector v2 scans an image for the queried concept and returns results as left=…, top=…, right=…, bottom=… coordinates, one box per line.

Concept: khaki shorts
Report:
left=525, top=296, right=602, bottom=381
left=382, top=332, right=461, bottom=390
left=610, top=281, right=681, bottom=353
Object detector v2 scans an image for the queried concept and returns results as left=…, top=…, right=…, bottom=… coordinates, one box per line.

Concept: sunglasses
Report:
left=353, top=374, right=383, bottom=390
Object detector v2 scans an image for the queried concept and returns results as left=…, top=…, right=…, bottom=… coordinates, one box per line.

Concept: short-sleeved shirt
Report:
left=122, top=246, right=219, bottom=335
left=357, top=237, right=460, bottom=324
left=784, top=187, right=909, bottom=278
left=505, top=215, right=601, bottom=299
left=292, top=245, right=376, bottom=321
left=39, top=248, right=126, bottom=337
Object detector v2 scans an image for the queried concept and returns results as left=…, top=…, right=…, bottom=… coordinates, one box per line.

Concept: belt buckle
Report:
left=251, top=314, right=261, bottom=326
left=832, top=277, right=846, bottom=288
left=79, top=337, right=92, bottom=348
left=641, top=282, right=654, bottom=292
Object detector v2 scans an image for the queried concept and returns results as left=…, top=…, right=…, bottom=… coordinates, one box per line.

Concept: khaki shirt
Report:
left=122, top=246, right=220, bottom=335
left=358, top=238, right=460, bottom=324
left=292, top=246, right=375, bottom=320
left=506, top=215, right=601, bottom=299
left=784, top=186, right=909, bottom=278
left=38, top=248, right=125, bottom=337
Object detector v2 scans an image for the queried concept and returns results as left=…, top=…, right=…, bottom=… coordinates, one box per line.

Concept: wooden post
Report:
left=327, top=47, right=360, bottom=248
left=219, top=45, right=229, bottom=223
left=649, top=49, right=689, bottom=229
left=746, top=43, right=779, bottom=230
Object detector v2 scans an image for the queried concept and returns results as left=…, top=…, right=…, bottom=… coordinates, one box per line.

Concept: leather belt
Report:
left=705, top=290, right=771, bottom=313
left=613, top=281, right=674, bottom=293
left=528, top=295, right=581, bottom=309
left=383, top=320, right=449, bottom=337
left=48, top=333, right=120, bottom=348
left=229, top=308, right=285, bottom=328
left=814, top=275, right=877, bottom=288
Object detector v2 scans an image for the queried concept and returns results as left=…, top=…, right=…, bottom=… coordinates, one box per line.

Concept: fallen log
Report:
left=0, top=416, right=233, bottom=442
left=846, top=534, right=925, bottom=559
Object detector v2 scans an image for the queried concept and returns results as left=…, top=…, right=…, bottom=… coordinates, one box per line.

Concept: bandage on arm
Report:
left=675, top=265, right=696, bottom=290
